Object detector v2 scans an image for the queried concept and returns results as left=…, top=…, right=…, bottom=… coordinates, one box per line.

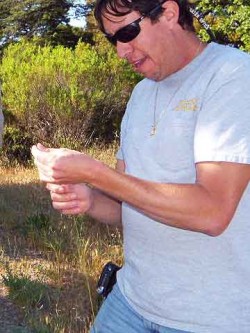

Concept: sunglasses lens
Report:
left=105, top=22, right=141, bottom=46
left=116, top=23, right=141, bottom=43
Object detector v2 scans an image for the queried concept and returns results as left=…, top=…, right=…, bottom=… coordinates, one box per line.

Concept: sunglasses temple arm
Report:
left=189, top=6, right=216, bottom=42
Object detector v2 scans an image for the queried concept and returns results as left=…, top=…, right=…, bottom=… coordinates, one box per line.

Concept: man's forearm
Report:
left=87, top=188, right=122, bottom=227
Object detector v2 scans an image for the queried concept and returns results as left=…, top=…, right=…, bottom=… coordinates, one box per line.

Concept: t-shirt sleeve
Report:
left=194, top=59, right=250, bottom=164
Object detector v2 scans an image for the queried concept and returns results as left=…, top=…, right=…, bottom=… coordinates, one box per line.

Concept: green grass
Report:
left=0, top=144, right=123, bottom=332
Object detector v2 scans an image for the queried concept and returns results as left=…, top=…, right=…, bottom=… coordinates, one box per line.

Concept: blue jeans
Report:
left=90, top=283, right=191, bottom=333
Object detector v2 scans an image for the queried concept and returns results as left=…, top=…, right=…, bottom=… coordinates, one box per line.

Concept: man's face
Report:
left=102, top=8, right=177, bottom=81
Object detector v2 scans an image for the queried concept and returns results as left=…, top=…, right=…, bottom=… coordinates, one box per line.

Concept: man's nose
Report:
left=116, top=41, right=133, bottom=60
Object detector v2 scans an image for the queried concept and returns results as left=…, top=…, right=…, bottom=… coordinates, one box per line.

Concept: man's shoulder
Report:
left=205, top=43, right=250, bottom=82
left=210, top=43, right=250, bottom=68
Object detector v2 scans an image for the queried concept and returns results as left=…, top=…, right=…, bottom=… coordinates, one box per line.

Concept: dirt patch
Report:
left=0, top=284, right=30, bottom=333
left=0, top=227, right=32, bottom=333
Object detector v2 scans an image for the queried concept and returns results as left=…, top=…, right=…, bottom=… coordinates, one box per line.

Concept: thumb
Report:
left=37, top=143, right=50, bottom=152
left=31, top=143, right=50, bottom=159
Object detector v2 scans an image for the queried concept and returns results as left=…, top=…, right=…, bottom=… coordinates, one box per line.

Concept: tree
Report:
left=84, top=0, right=98, bottom=33
left=193, top=0, right=250, bottom=51
left=0, top=0, right=94, bottom=50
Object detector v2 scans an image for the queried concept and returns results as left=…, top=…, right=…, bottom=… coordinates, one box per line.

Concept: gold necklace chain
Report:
left=150, top=41, right=203, bottom=137
left=150, top=83, right=180, bottom=136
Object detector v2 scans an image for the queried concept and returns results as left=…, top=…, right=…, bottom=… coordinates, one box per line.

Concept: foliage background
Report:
left=1, top=0, right=250, bottom=164
left=0, top=37, right=139, bottom=157
left=196, top=0, right=250, bottom=50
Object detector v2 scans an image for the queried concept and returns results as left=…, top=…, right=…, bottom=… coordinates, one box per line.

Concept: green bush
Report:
left=0, top=125, right=33, bottom=165
left=0, top=38, right=141, bottom=152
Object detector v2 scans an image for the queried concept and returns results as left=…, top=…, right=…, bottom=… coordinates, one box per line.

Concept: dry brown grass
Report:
left=0, top=144, right=123, bottom=332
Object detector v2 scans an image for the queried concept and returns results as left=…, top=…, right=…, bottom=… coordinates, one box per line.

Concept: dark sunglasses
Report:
left=104, top=2, right=165, bottom=46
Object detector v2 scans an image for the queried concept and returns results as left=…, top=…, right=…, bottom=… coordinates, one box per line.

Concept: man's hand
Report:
left=31, top=143, right=101, bottom=184
left=46, top=183, right=93, bottom=215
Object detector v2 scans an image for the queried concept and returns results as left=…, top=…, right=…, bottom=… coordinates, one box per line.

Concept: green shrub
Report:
left=0, top=38, right=141, bottom=151
left=0, top=125, right=33, bottom=165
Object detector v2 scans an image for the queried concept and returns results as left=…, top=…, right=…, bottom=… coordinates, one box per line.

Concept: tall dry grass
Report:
left=0, top=143, right=123, bottom=332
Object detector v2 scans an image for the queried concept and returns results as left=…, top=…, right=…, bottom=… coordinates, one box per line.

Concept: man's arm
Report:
left=32, top=145, right=250, bottom=236
left=86, top=160, right=250, bottom=236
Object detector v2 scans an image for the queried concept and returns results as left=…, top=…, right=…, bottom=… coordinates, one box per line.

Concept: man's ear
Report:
left=161, top=0, right=180, bottom=26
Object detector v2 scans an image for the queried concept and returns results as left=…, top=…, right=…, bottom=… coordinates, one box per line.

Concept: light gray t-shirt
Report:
left=116, top=43, right=250, bottom=333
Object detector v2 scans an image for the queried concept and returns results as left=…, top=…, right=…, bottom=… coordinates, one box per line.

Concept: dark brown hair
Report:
left=94, top=0, right=195, bottom=33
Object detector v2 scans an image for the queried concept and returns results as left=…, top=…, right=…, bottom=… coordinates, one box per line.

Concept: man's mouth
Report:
left=130, top=57, right=147, bottom=71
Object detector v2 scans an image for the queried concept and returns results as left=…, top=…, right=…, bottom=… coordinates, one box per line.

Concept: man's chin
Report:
left=141, top=71, right=162, bottom=82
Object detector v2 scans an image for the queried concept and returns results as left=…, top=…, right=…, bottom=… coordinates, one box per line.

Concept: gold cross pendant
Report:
left=150, top=125, right=156, bottom=136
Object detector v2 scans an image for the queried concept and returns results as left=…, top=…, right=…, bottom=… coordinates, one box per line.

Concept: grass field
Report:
left=0, top=144, right=123, bottom=332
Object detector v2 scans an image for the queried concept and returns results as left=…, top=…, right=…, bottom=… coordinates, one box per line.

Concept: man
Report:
left=32, top=0, right=250, bottom=332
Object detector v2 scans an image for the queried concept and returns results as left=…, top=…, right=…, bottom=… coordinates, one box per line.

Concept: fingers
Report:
left=32, top=145, right=74, bottom=183
left=48, top=184, right=77, bottom=202
left=51, top=194, right=90, bottom=215
left=46, top=183, right=92, bottom=216
left=52, top=200, right=79, bottom=211
left=32, top=144, right=89, bottom=184
left=46, top=183, right=72, bottom=193
left=32, top=145, right=91, bottom=216
left=52, top=200, right=85, bottom=215
left=36, top=143, right=49, bottom=151
left=50, top=190, right=76, bottom=202
left=49, top=187, right=80, bottom=213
